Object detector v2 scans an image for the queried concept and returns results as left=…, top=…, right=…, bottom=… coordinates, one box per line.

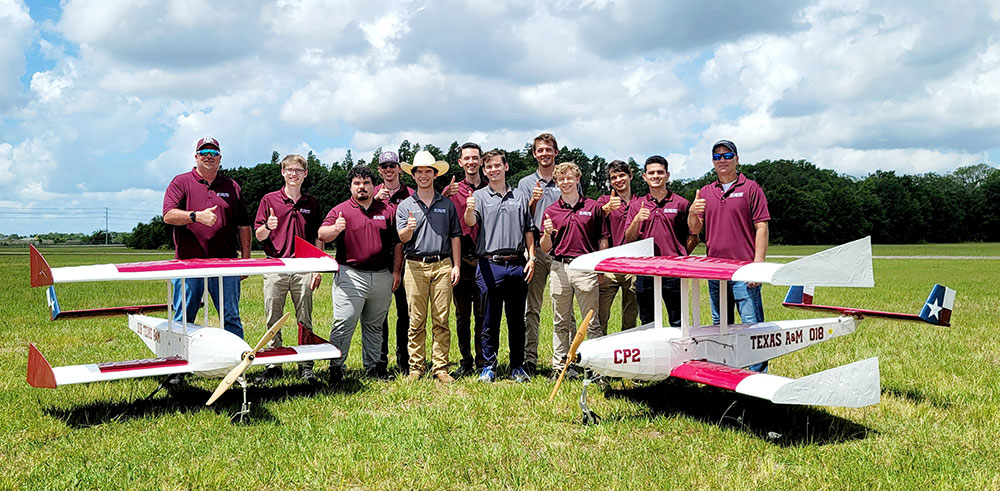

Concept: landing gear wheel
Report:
left=230, top=376, right=251, bottom=423
left=582, top=410, right=601, bottom=425
left=578, top=378, right=601, bottom=425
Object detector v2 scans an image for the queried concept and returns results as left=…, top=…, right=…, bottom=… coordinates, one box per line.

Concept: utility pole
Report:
left=105, top=207, right=109, bottom=244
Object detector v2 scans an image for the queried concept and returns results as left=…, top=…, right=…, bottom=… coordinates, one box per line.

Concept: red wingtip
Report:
left=29, top=245, right=54, bottom=287
left=27, top=343, right=57, bottom=388
left=298, top=322, right=330, bottom=345
left=293, top=236, right=328, bottom=259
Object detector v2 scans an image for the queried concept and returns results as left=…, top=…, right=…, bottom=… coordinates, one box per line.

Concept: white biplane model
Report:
left=26, top=237, right=342, bottom=419
left=549, top=236, right=954, bottom=424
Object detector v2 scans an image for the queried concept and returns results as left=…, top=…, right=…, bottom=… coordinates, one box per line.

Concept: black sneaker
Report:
left=524, top=363, right=537, bottom=377
left=252, top=365, right=283, bottom=384
left=365, top=366, right=391, bottom=381
left=328, top=365, right=344, bottom=385
left=299, top=367, right=317, bottom=382
left=450, top=363, right=476, bottom=378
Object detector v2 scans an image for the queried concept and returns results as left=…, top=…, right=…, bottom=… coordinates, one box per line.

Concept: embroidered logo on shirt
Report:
left=730, top=192, right=744, bottom=198
left=432, top=208, right=447, bottom=214
left=300, top=209, right=311, bottom=214
left=217, top=192, right=230, bottom=198
left=665, top=208, right=678, bottom=214
left=374, top=215, right=386, bottom=221
left=579, top=211, right=593, bottom=217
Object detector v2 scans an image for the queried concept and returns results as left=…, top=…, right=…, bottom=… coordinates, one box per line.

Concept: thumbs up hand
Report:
left=531, top=180, right=544, bottom=204
left=603, top=189, right=621, bottom=213
left=406, top=210, right=417, bottom=231
left=466, top=194, right=476, bottom=214
left=332, top=211, right=347, bottom=234
left=543, top=213, right=555, bottom=236
left=690, top=188, right=706, bottom=216
left=442, top=176, right=459, bottom=197
left=198, top=205, right=218, bottom=227
left=266, top=207, right=278, bottom=231
left=375, top=186, right=390, bottom=202
left=634, top=203, right=650, bottom=223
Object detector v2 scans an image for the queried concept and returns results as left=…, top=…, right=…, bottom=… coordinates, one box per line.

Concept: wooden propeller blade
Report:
left=205, top=312, right=292, bottom=406
left=548, top=309, right=593, bottom=402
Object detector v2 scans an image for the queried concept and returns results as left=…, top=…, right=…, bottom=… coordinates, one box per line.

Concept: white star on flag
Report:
left=925, top=298, right=943, bottom=319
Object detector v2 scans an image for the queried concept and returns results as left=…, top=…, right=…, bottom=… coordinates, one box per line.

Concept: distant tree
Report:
left=125, top=216, right=171, bottom=250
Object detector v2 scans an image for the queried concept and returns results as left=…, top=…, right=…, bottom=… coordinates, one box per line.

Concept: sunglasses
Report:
left=379, top=162, right=398, bottom=169
left=197, top=149, right=221, bottom=157
left=712, top=152, right=735, bottom=161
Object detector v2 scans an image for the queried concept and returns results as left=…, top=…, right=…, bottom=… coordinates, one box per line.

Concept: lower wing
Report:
left=669, top=358, right=880, bottom=408
left=27, top=343, right=191, bottom=388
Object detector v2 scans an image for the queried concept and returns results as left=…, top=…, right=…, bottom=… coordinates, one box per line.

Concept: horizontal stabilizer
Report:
left=784, top=284, right=953, bottom=327
left=669, top=357, right=880, bottom=408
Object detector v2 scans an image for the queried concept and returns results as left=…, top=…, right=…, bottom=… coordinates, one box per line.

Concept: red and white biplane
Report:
left=26, top=237, right=341, bottom=418
left=549, top=236, right=954, bottom=424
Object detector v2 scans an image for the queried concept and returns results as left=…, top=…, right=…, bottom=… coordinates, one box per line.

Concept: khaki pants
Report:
left=598, top=272, right=637, bottom=334
left=549, top=261, right=600, bottom=367
left=524, top=247, right=551, bottom=367
left=405, top=259, right=453, bottom=375
left=263, top=272, right=315, bottom=370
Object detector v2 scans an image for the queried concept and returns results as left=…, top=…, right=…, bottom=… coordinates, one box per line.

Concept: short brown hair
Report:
left=553, top=162, right=581, bottom=180
left=607, top=159, right=631, bottom=176
left=280, top=154, right=307, bottom=171
left=482, top=149, right=506, bottom=165
left=532, top=133, right=558, bottom=154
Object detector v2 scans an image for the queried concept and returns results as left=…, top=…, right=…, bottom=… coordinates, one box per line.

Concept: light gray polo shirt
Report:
left=517, top=170, right=583, bottom=232
left=472, top=184, right=532, bottom=256
left=395, top=191, right=462, bottom=257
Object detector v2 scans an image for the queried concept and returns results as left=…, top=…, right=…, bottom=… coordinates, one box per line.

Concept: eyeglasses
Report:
left=379, top=163, right=398, bottom=169
left=712, top=152, right=735, bottom=161
left=284, top=168, right=306, bottom=174
left=197, top=149, right=221, bottom=157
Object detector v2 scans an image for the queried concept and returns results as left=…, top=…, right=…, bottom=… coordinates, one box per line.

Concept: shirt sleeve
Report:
left=233, top=182, right=250, bottom=227
left=448, top=201, right=462, bottom=238
left=254, top=195, right=269, bottom=227
left=395, top=200, right=409, bottom=232
left=162, top=177, right=185, bottom=215
left=322, top=204, right=339, bottom=226
left=751, top=184, right=771, bottom=223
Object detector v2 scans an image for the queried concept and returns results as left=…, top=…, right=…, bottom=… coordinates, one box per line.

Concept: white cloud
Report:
left=0, top=0, right=34, bottom=111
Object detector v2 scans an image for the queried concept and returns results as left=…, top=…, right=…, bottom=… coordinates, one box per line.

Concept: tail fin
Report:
left=783, top=284, right=954, bottom=327
left=918, top=284, right=955, bottom=326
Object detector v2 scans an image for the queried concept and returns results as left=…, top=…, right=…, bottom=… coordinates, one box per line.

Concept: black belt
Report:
left=483, top=253, right=524, bottom=263
left=406, top=253, right=448, bottom=263
left=553, top=255, right=576, bottom=264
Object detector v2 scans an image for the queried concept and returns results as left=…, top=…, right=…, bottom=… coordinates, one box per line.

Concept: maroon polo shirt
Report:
left=543, top=196, right=607, bottom=259
left=448, top=178, right=486, bottom=255
left=626, top=192, right=691, bottom=257
left=324, top=198, right=397, bottom=271
left=254, top=188, right=322, bottom=258
left=374, top=182, right=414, bottom=208
left=696, top=173, right=770, bottom=261
left=163, top=168, right=249, bottom=259
left=597, top=193, right=640, bottom=247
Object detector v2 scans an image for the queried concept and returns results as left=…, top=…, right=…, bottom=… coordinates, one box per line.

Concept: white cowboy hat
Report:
left=401, top=150, right=450, bottom=176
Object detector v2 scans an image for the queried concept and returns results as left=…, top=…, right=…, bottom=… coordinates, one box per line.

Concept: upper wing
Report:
left=569, top=236, right=874, bottom=288
left=669, top=358, right=880, bottom=408
left=28, top=343, right=191, bottom=388
left=31, top=237, right=337, bottom=286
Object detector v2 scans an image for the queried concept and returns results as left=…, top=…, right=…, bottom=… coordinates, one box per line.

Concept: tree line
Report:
left=123, top=140, right=1000, bottom=249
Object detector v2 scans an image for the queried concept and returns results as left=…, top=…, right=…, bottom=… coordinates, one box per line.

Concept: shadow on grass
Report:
left=42, top=376, right=364, bottom=428
left=602, top=379, right=875, bottom=447
left=881, top=383, right=951, bottom=408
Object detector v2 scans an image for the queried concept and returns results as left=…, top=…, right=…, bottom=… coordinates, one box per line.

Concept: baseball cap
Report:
left=378, top=151, right=400, bottom=164
left=196, top=137, right=221, bottom=151
left=713, top=140, right=737, bottom=155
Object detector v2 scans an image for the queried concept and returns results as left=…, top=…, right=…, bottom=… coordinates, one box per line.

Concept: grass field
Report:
left=2, top=244, right=999, bottom=488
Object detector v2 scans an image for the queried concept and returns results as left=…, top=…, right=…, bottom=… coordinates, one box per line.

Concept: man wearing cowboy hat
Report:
left=395, top=150, right=463, bottom=383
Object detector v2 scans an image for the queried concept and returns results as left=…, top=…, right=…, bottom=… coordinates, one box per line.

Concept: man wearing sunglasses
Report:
left=163, top=136, right=251, bottom=343
left=373, top=150, right=413, bottom=376
left=688, top=139, right=770, bottom=372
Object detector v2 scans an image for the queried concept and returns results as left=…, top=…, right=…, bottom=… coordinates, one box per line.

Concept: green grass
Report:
left=1, top=245, right=999, bottom=488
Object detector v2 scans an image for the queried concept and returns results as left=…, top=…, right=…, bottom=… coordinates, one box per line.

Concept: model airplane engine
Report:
left=576, top=326, right=676, bottom=382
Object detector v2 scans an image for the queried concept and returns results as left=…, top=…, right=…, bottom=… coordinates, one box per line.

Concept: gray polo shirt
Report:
left=396, top=192, right=462, bottom=257
left=517, top=170, right=583, bottom=233
left=473, top=184, right=532, bottom=256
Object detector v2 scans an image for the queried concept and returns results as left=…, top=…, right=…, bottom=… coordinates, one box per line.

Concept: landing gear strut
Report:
left=579, top=378, right=601, bottom=425
left=230, top=377, right=251, bottom=423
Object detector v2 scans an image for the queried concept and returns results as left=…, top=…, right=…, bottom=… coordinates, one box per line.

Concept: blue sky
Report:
left=2, top=0, right=999, bottom=235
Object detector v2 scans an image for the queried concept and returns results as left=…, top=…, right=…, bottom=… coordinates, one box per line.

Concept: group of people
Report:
left=160, top=134, right=770, bottom=385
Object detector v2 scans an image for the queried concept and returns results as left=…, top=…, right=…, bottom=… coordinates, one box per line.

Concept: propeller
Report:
left=206, top=312, right=292, bottom=406
left=548, top=309, right=593, bottom=402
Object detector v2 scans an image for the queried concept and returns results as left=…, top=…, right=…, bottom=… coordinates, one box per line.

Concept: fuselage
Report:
left=128, top=314, right=251, bottom=378
left=576, top=316, right=859, bottom=381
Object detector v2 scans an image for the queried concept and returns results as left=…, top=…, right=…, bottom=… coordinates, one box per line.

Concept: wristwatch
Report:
left=189, top=211, right=197, bottom=223
left=528, top=256, right=537, bottom=262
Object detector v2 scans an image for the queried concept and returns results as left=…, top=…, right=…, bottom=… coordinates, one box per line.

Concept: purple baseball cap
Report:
left=378, top=151, right=400, bottom=164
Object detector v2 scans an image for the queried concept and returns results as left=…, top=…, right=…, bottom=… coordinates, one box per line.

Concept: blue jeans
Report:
left=172, top=277, right=244, bottom=339
left=635, top=276, right=682, bottom=327
left=477, top=259, right=527, bottom=369
left=708, top=279, right=767, bottom=372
